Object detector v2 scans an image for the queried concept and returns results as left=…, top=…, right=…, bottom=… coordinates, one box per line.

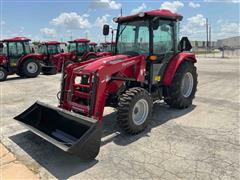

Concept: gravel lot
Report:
left=1, top=57, right=239, bottom=179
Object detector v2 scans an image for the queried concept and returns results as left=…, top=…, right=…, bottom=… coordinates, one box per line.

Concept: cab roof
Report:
left=116, top=9, right=183, bottom=22
left=3, top=37, right=31, bottom=42
left=42, top=41, right=62, bottom=45
left=89, top=42, right=97, bottom=45
left=69, top=38, right=90, bottom=43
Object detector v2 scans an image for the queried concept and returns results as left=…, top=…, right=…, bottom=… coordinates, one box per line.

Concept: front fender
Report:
left=162, top=52, right=197, bottom=86
left=0, top=55, right=7, bottom=65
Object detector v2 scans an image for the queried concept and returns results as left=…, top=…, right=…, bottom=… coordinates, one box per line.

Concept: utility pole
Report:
left=120, top=8, right=123, bottom=16
left=209, top=25, right=211, bottom=50
left=206, top=18, right=208, bottom=53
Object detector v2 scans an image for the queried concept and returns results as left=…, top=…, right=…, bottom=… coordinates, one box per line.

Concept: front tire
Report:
left=21, top=59, right=41, bottom=78
left=164, top=61, right=197, bottom=109
left=117, top=87, right=153, bottom=134
left=0, top=67, right=7, bottom=81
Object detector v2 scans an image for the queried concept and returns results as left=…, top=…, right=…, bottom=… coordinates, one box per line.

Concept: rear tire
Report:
left=21, top=59, right=41, bottom=78
left=164, top=61, right=197, bottom=109
left=0, top=67, right=7, bottom=81
left=117, top=87, right=153, bottom=134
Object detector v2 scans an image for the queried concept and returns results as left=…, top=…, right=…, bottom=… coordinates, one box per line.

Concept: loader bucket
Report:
left=14, top=101, right=102, bottom=160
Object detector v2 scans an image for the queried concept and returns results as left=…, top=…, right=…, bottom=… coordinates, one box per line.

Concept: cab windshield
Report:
left=68, top=42, right=88, bottom=54
left=116, top=20, right=149, bottom=55
left=47, top=44, right=61, bottom=54
left=38, top=45, right=48, bottom=54
left=89, top=45, right=96, bottom=52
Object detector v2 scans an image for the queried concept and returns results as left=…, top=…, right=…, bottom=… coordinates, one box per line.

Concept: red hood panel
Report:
left=75, top=55, right=128, bottom=72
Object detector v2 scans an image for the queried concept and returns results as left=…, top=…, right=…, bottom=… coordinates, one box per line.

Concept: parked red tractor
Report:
left=67, top=38, right=111, bottom=62
left=15, top=10, right=197, bottom=160
left=37, top=41, right=68, bottom=74
left=0, top=37, right=41, bottom=81
left=100, top=41, right=115, bottom=53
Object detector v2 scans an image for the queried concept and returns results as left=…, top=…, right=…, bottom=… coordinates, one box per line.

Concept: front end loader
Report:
left=15, top=9, right=198, bottom=160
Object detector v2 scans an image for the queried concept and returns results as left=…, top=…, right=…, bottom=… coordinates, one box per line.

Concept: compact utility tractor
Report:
left=15, top=10, right=197, bottom=160
left=37, top=41, right=67, bottom=74
left=101, top=41, right=115, bottom=53
left=0, top=37, right=41, bottom=81
left=67, top=38, right=111, bottom=62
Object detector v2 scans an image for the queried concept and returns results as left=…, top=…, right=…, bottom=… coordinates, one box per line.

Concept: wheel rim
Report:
left=132, top=99, right=149, bottom=125
left=27, top=62, right=38, bottom=74
left=0, top=71, right=5, bottom=79
left=181, top=72, right=194, bottom=98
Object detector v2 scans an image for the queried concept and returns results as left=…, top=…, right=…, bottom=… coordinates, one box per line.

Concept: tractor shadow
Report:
left=3, top=76, right=26, bottom=82
left=9, top=101, right=195, bottom=179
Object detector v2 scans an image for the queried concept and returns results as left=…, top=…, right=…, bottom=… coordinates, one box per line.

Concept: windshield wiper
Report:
left=116, top=22, right=129, bottom=42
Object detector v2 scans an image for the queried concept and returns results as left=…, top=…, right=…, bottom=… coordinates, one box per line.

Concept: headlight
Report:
left=75, top=76, right=82, bottom=84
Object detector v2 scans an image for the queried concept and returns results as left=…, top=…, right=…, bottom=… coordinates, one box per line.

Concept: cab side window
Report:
left=16, top=42, right=24, bottom=55
left=8, top=42, right=17, bottom=56
left=153, top=20, right=174, bottom=54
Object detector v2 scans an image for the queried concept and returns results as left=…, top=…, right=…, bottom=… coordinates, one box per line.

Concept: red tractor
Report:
left=67, top=38, right=111, bottom=61
left=15, top=10, right=197, bottom=160
left=37, top=41, right=68, bottom=74
left=0, top=37, right=42, bottom=81
left=100, top=41, right=115, bottom=53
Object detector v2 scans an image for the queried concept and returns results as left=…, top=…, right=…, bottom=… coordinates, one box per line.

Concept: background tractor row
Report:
left=0, top=37, right=112, bottom=80
left=15, top=9, right=197, bottom=160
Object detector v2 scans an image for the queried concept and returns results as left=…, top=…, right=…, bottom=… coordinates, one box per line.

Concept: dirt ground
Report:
left=0, top=57, right=239, bottom=179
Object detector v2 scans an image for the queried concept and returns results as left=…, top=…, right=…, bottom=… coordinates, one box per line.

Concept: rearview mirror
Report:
left=103, top=24, right=110, bottom=36
left=179, top=37, right=192, bottom=52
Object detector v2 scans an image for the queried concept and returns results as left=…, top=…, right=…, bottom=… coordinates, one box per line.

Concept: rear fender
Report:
left=162, top=52, right=197, bottom=86
left=17, top=54, right=43, bottom=68
left=82, top=52, right=97, bottom=60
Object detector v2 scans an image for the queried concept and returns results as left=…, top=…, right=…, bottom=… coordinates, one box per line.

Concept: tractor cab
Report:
left=68, top=38, right=90, bottom=57
left=38, top=41, right=67, bottom=75
left=38, top=41, right=62, bottom=55
left=0, top=37, right=41, bottom=81
left=89, top=42, right=97, bottom=52
left=103, top=9, right=192, bottom=85
left=1, top=37, right=32, bottom=66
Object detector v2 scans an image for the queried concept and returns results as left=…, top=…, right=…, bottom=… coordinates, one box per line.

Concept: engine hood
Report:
left=75, top=55, right=128, bottom=72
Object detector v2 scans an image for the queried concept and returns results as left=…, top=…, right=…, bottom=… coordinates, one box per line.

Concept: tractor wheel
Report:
left=0, top=67, right=7, bottom=81
left=21, top=59, right=41, bottom=78
left=164, top=61, right=197, bottom=109
left=117, top=87, right=153, bottom=134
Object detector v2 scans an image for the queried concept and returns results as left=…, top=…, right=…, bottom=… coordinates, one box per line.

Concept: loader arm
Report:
left=61, top=55, right=146, bottom=120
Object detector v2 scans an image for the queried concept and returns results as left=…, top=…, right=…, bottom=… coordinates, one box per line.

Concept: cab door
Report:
left=150, top=20, right=176, bottom=85
left=7, top=42, right=25, bottom=67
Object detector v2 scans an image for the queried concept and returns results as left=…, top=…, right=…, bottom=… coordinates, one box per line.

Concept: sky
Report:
left=0, top=0, right=239, bottom=43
